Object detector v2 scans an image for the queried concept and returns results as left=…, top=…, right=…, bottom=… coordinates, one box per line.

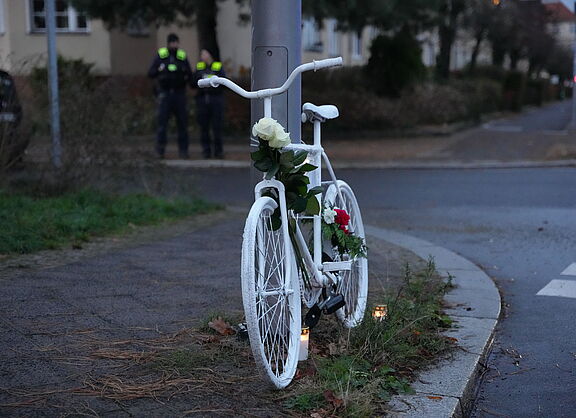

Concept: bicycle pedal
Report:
left=235, top=322, right=249, bottom=340
left=321, top=294, right=345, bottom=315
left=305, top=304, right=322, bottom=329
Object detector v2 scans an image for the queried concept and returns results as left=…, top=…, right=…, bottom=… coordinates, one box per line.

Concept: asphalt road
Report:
left=194, top=165, right=576, bottom=417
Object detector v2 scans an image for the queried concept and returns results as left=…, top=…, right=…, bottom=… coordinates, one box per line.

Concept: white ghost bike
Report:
left=198, top=57, right=368, bottom=389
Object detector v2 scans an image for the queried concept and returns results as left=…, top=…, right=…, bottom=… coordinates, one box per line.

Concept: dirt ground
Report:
left=0, top=210, right=426, bottom=417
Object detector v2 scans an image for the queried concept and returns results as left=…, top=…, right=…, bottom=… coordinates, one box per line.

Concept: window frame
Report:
left=28, top=0, right=90, bottom=34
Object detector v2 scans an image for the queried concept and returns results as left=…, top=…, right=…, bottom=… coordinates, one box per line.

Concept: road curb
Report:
left=365, top=226, right=501, bottom=418
left=163, top=159, right=576, bottom=170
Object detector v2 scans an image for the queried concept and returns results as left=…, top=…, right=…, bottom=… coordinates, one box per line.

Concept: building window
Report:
left=327, top=19, right=339, bottom=57
left=29, top=0, right=89, bottom=33
left=303, top=18, right=322, bottom=52
left=351, top=32, right=362, bottom=60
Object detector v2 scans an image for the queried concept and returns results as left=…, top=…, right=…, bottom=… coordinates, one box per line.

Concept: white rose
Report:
left=252, top=117, right=278, bottom=141
left=323, top=208, right=337, bottom=224
left=268, top=124, right=291, bottom=149
left=252, top=117, right=291, bottom=149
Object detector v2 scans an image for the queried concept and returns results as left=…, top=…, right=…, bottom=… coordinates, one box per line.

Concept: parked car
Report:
left=0, top=69, right=26, bottom=168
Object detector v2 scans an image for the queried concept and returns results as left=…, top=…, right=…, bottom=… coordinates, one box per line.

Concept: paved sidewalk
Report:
left=157, top=100, right=576, bottom=170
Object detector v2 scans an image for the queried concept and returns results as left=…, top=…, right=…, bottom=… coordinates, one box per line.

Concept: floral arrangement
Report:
left=251, top=117, right=322, bottom=223
left=322, top=207, right=367, bottom=259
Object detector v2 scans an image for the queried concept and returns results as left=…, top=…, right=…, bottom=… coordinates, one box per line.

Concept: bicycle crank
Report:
left=304, top=290, right=346, bottom=329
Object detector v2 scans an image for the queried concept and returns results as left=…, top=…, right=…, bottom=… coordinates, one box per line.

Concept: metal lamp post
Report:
left=46, top=0, right=62, bottom=168
left=251, top=0, right=302, bottom=143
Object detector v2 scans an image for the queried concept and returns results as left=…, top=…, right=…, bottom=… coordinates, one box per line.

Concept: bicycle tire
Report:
left=241, top=197, right=301, bottom=389
left=324, top=181, right=368, bottom=328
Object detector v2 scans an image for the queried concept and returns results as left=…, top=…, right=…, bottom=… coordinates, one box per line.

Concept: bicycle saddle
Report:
left=302, top=102, right=339, bottom=123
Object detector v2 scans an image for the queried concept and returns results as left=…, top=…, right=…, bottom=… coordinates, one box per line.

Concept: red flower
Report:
left=334, top=209, right=350, bottom=226
left=339, top=224, right=350, bottom=235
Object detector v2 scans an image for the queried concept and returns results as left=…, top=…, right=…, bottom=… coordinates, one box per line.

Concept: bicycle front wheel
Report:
left=324, top=181, right=368, bottom=328
left=241, top=197, right=301, bottom=389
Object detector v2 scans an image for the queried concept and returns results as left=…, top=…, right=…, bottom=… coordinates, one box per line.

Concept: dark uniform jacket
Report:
left=148, top=47, right=192, bottom=92
left=191, top=61, right=226, bottom=97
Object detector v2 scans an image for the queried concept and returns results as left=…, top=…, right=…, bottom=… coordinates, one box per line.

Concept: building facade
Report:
left=0, top=0, right=572, bottom=76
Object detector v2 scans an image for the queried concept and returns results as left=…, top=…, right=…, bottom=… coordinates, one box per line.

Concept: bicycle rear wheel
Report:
left=241, top=197, right=301, bottom=389
left=324, top=181, right=368, bottom=328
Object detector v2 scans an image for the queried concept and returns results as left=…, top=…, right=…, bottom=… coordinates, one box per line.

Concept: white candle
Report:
left=299, top=327, right=310, bottom=361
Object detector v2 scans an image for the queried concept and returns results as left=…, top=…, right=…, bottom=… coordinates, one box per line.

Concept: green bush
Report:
left=502, top=70, right=526, bottom=111
left=366, top=31, right=426, bottom=97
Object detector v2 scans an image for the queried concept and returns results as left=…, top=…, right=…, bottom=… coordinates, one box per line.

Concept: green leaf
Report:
left=292, top=197, right=308, bottom=213
left=279, top=150, right=295, bottom=165
left=270, top=209, right=282, bottom=231
left=265, top=162, right=280, bottom=180
left=254, top=158, right=273, bottom=172
left=250, top=149, right=266, bottom=161
left=293, top=151, right=308, bottom=166
left=308, top=186, right=323, bottom=196
left=305, top=196, right=320, bottom=215
left=298, top=163, right=317, bottom=173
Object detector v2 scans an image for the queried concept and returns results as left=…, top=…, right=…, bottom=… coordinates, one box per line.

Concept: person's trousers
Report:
left=196, top=94, right=224, bottom=157
left=156, top=89, right=189, bottom=156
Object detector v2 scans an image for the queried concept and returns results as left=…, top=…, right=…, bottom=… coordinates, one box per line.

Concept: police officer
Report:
left=192, top=48, right=225, bottom=159
left=148, top=33, right=192, bottom=159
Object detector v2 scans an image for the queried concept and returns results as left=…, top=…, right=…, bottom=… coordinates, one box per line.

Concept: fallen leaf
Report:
left=324, top=390, right=343, bottom=409
left=295, top=365, right=317, bottom=380
left=447, top=337, right=458, bottom=343
left=208, top=317, right=236, bottom=336
left=427, top=396, right=443, bottom=400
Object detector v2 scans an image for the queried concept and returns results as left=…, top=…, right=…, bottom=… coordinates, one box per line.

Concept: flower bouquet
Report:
left=322, top=207, right=367, bottom=259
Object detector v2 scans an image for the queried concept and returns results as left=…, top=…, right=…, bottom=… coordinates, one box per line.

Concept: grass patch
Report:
left=0, top=189, right=221, bottom=254
left=284, top=259, right=455, bottom=417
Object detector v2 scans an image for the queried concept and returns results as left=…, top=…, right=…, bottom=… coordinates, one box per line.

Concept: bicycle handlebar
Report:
left=197, top=57, right=343, bottom=99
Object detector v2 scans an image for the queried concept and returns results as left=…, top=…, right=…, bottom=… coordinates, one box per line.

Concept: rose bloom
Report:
left=269, top=124, right=291, bottom=148
left=252, top=117, right=291, bottom=149
left=339, top=224, right=350, bottom=235
left=323, top=208, right=337, bottom=224
left=334, top=209, right=350, bottom=226
left=252, top=117, right=277, bottom=141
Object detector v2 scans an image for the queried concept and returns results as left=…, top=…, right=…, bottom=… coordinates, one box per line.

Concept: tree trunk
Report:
left=436, top=24, right=455, bottom=80
left=509, top=49, right=520, bottom=70
left=196, top=0, right=220, bottom=60
left=468, top=27, right=486, bottom=73
left=491, top=42, right=505, bottom=67
left=436, top=0, right=464, bottom=80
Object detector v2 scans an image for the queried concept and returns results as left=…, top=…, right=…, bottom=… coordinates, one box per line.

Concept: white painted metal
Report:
left=536, top=280, right=576, bottom=299
left=221, top=56, right=369, bottom=387
left=324, top=181, right=369, bottom=328
left=322, top=261, right=352, bottom=272
left=241, top=196, right=301, bottom=388
left=198, top=57, right=343, bottom=98
left=302, top=103, right=339, bottom=121
left=560, top=262, right=576, bottom=276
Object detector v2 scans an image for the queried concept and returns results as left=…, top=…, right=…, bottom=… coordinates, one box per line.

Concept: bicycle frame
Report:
left=199, top=57, right=348, bottom=292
